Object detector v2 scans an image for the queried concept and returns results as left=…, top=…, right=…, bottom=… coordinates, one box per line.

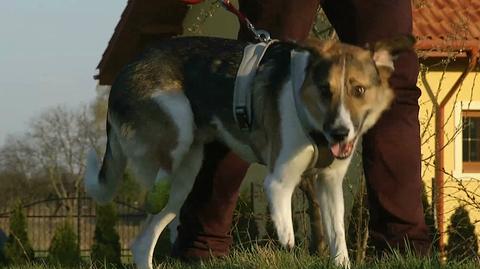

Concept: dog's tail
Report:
left=84, top=122, right=126, bottom=204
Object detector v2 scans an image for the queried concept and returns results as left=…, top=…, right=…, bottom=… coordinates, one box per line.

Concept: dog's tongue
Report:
left=330, top=141, right=354, bottom=159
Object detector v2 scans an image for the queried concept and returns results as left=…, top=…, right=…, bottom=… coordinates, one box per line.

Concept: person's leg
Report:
left=321, top=0, right=431, bottom=255
left=171, top=142, right=249, bottom=260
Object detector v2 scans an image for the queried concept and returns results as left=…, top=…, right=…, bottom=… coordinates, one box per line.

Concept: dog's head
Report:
left=291, top=36, right=414, bottom=159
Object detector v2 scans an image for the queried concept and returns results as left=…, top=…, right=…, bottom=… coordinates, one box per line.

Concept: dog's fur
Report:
left=85, top=36, right=412, bottom=268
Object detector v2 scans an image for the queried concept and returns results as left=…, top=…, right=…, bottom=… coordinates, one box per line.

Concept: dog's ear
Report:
left=290, top=49, right=310, bottom=93
left=371, top=35, right=416, bottom=78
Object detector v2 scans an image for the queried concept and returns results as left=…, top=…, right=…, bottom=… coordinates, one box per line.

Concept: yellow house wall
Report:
left=418, top=68, right=480, bottom=247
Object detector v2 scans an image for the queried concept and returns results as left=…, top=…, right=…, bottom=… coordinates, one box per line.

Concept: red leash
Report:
left=180, top=0, right=270, bottom=42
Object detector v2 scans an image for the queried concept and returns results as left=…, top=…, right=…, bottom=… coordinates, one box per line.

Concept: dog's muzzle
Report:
left=325, top=126, right=355, bottom=160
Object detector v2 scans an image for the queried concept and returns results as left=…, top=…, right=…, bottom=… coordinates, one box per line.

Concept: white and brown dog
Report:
left=85, top=36, right=412, bottom=268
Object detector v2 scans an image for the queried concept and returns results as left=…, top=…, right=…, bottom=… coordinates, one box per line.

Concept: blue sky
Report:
left=0, top=0, right=127, bottom=145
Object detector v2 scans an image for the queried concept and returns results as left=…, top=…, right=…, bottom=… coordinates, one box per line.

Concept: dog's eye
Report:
left=352, top=86, right=366, bottom=97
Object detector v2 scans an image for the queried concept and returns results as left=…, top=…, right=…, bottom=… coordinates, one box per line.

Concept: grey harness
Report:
left=233, top=40, right=277, bottom=130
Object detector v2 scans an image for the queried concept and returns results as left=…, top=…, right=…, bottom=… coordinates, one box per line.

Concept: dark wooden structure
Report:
left=95, top=0, right=188, bottom=85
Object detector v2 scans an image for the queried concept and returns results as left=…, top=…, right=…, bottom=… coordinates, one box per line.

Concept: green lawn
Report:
left=3, top=245, right=479, bottom=269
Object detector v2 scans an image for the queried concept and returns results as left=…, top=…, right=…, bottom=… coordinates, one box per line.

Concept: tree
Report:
left=4, top=202, right=34, bottom=264
left=446, top=205, right=479, bottom=261
left=0, top=105, right=102, bottom=209
left=91, top=204, right=122, bottom=266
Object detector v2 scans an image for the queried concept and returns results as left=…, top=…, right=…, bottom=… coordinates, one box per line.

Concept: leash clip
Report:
left=247, top=21, right=271, bottom=42
left=219, top=0, right=271, bottom=42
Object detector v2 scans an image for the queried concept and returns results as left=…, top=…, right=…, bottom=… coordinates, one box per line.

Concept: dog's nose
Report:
left=328, top=126, right=350, bottom=142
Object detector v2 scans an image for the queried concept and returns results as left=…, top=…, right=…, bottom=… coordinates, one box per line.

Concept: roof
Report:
left=95, top=0, right=187, bottom=85
left=413, top=0, right=480, bottom=54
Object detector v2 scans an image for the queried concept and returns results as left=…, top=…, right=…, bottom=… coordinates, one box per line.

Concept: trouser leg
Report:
left=171, top=142, right=249, bottom=259
left=321, top=0, right=431, bottom=255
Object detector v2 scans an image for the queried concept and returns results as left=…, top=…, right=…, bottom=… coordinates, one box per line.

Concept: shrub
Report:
left=4, top=202, right=34, bottom=264
left=446, top=205, right=479, bottom=261
left=347, top=179, right=369, bottom=263
left=48, top=221, right=80, bottom=266
left=233, top=192, right=259, bottom=247
left=91, top=203, right=122, bottom=266
left=0, top=228, right=7, bottom=265
left=421, top=183, right=439, bottom=251
left=118, top=170, right=144, bottom=203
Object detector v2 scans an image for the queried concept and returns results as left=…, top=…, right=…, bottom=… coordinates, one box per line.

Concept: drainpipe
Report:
left=428, top=47, right=479, bottom=260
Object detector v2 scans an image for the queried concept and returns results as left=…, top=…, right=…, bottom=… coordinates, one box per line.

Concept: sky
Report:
left=0, top=0, right=127, bottom=145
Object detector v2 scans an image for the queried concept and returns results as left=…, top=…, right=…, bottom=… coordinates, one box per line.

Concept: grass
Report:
left=2, top=244, right=479, bottom=269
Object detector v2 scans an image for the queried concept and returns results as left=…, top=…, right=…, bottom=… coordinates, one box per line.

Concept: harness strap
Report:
left=232, top=41, right=277, bottom=164
left=233, top=40, right=277, bottom=131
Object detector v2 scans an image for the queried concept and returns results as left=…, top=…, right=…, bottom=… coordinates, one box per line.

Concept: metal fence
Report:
left=0, top=182, right=317, bottom=259
left=0, top=196, right=147, bottom=258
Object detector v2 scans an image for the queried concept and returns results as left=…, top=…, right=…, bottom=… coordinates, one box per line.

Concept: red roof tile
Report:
left=413, top=0, right=480, bottom=51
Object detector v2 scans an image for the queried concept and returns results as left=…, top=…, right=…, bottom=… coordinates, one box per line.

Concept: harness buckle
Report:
left=235, top=106, right=251, bottom=131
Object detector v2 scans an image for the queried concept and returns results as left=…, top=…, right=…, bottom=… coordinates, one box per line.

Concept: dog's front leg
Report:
left=315, top=159, right=351, bottom=268
left=264, top=144, right=314, bottom=249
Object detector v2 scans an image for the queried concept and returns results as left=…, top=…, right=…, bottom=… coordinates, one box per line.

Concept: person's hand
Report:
left=180, top=0, right=204, bottom=4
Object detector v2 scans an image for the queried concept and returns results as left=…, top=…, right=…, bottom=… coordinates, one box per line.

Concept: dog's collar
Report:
left=233, top=40, right=277, bottom=131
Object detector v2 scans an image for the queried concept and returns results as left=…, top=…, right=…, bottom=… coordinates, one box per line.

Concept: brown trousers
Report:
left=172, top=0, right=430, bottom=259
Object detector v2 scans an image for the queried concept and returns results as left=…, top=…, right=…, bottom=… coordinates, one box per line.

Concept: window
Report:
left=462, top=110, right=480, bottom=173
left=454, top=102, right=480, bottom=177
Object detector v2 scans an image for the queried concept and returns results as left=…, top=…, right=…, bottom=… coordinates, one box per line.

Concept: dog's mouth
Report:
left=330, top=140, right=355, bottom=160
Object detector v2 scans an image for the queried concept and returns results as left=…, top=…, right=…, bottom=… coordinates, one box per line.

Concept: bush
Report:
left=446, top=205, right=479, bottom=261
left=347, top=179, right=369, bottom=263
left=91, top=203, right=122, bottom=266
left=118, top=170, right=144, bottom=203
left=4, top=202, right=34, bottom=264
left=48, top=221, right=80, bottom=266
left=421, top=184, right=439, bottom=251
left=233, top=193, right=259, bottom=247
left=0, top=228, right=7, bottom=265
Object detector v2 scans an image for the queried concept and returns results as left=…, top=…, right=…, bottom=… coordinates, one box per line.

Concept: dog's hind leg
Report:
left=315, top=159, right=351, bottom=268
left=85, top=122, right=126, bottom=204
left=131, top=142, right=204, bottom=269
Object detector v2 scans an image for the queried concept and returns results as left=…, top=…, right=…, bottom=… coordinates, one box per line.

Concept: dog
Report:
left=85, top=35, right=412, bottom=269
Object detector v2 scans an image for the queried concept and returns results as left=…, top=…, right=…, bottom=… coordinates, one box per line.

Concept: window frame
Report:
left=454, top=101, right=480, bottom=178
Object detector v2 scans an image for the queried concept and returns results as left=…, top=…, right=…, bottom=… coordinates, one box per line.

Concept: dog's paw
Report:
left=276, top=225, right=295, bottom=249
left=333, top=253, right=350, bottom=269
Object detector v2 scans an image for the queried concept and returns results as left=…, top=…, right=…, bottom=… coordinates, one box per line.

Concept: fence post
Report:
left=77, top=196, right=81, bottom=253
